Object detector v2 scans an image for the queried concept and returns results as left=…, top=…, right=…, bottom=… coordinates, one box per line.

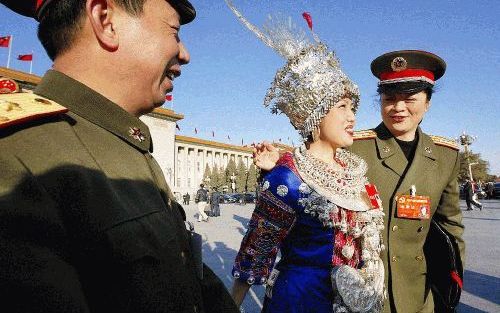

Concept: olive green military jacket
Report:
left=0, top=71, right=238, bottom=313
left=350, top=123, right=465, bottom=313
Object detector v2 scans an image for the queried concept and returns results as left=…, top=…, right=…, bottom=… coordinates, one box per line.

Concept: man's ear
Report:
left=86, top=0, right=118, bottom=51
left=425, top=100, right=432, bottom=112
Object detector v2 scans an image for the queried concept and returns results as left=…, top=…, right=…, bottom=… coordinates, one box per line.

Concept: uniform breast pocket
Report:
left=104, top=209, right=181, bottom=265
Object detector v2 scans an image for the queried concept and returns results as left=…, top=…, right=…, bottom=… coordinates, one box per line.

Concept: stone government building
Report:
left=1, top=67, right=254, bottom=200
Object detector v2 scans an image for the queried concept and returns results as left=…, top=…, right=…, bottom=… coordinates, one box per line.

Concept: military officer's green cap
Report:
left=371, top=50, right=446, bottom=86
left=0, top=0, right=196, bottom=24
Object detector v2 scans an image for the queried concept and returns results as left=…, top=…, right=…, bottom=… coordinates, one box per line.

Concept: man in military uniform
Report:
left=0, top=1, right=238, bottom=312
left=253, top=50, right=465, bottom=312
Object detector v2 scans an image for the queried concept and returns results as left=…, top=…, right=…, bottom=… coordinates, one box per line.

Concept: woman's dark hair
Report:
left=377, top=81, right=434, bottom=101
left=38, top=0, right=147, bottom=61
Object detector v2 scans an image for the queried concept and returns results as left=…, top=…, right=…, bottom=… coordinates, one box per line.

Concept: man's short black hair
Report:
left=37, top=0, right=147, bottom=60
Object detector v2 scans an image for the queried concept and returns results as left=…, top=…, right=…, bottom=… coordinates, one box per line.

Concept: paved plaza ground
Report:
left=184, top=199, right=500, bottom=313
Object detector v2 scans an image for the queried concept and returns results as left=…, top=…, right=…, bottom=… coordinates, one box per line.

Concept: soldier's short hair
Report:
left=377, top=81, right=434, bottom=101
left=38, top=0, right=148, bottom=60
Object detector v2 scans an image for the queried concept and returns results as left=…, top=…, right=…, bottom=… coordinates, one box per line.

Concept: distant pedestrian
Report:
left=195, top=184, right=209, bottom=222
left=464, top=179, right=482, bottom=210
left=184, top=192, right=191, bottom=205
left=486, top=182, right=495, bottom=199
left=210, top=187, right=221, bottom=217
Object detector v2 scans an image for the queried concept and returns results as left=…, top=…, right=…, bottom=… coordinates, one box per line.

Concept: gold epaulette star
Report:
left=429, top=135, right=459, bottom=151
left=0, top=93, right=68, bottom=129
left=353, top=129, right=377, bottom=140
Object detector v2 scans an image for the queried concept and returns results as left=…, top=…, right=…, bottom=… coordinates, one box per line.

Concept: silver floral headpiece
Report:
left=225, top=0, right=360, bottom=140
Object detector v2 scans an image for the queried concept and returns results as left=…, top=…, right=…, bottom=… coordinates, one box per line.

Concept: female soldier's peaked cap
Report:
left=371, top=50, right=446, bottom=86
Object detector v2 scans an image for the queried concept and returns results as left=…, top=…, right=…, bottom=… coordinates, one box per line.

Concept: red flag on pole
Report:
left=302, top=12, right=313, bottom=30
left=175, top=123, right=180, bottom=131
left=0, top=36, right=11, bottom=47
left=165, top=94, right=173, bottom=101
left=17, top=54, right=33, bottom=61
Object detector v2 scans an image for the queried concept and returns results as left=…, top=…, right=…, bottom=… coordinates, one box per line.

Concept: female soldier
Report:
left=255, top=50, right=465, bottom=312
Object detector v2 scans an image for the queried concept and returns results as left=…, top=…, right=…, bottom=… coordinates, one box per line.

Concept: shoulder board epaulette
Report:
left=430, top=135, right=459, bottom=151
left=353, top=129, right=377, bottom=140
left=0, top=93, right=68, bottom=129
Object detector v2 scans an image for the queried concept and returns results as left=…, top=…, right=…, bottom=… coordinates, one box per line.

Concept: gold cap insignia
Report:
left=391, top=57, right=407, bottom=72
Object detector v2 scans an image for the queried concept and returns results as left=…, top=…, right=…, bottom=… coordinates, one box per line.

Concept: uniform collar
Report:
left=35, top=70, right=152, bottom=153
left=373, top=123, right=437, bottom=177
left=374, top=123, right=399, bottom=159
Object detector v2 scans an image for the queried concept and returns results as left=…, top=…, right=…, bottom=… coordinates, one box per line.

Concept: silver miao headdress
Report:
left=225, top=0, right=360, bottom=140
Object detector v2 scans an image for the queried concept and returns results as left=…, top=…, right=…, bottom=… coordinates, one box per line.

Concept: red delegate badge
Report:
left=396, top=195, right=431, bottom=219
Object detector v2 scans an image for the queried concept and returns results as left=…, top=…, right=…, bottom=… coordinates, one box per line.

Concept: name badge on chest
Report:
left=396, top=185, right=431, bottom=219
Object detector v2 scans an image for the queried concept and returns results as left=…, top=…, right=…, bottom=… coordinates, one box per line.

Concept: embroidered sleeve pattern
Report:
left=232, top=163, right=299, bottom=285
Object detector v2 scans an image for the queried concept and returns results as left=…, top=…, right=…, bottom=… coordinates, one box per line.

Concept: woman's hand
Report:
left=231, top=279, right=251, bottom=307
left=252, top=141, right=280, bottom=171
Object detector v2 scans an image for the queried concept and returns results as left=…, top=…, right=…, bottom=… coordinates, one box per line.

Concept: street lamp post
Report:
left=230, top=173, right=237, bottom=193
left=468, top=162, right=478, bottom=181
left=457, top=131, right=477, bottom=181
left=244, top=169, right=249, bottom=192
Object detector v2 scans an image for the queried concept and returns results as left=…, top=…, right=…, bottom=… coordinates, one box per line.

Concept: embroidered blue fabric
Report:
left=233, top=162, right=336, bottom=312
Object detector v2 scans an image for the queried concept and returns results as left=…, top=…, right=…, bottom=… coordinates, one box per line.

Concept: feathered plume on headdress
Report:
left=225, top=0, right=360, bottom=140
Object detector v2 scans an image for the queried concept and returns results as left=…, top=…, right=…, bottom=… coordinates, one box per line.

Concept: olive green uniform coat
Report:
left=0, top=71, right=238, bottom=313
left=350, top=123, right=465, bottom=313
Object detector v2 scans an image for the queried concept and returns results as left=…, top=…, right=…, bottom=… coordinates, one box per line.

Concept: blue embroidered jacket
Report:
left=232, top=153, right=334, bottom=285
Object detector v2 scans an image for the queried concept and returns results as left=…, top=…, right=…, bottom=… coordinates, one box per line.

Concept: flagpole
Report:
left=6, top=35, right=12, bottom=68
left=29, top=50, right=33, bottom=74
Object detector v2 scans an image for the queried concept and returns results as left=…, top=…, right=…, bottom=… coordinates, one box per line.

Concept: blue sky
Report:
left=1, top=0, right=499, bottom=174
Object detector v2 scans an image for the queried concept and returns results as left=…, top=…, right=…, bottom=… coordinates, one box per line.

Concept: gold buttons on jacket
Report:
left=392, top=225, right=399, bottom=232
left=392, top=256, right=398, bottom=262
left=417, top=226, right=424, bottom=232
left=383, top=146, right=391, bottom=153
left=181, top=251, right=187, bottom=264
left=415, top=255, right=424, bottom=261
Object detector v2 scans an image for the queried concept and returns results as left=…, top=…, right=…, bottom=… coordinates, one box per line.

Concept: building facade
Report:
left=1, top=67, right=253, bottom=200
left=173, top=135, right=253, bottom=198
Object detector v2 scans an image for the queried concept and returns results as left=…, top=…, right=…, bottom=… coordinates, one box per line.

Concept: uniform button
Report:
left=392, top=256, right=398, bottom=262
left=415, top=255, right=424, bottom=261
left=181, top=251, right=186, bottom=264
left=392, top=225, right=399, bottom=232
left=417, top=226, right=424, bottom=232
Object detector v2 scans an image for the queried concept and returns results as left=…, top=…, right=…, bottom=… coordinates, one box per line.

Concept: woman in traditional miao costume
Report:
left=225, top=1, right=386, bottom=312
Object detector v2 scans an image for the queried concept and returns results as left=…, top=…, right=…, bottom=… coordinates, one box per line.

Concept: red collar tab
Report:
left=380, top=69, right=435, bottom=83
